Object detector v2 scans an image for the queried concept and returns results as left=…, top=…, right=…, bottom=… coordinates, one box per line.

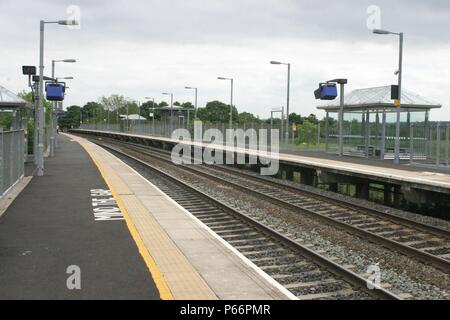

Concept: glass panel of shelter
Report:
left=325, top=107, right=429, bottom=160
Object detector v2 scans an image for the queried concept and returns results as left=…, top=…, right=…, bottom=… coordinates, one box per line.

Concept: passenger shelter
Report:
left=0, top=85, right=30, bottom=130
left=317, top=86, right=442, bottom=160
left=157, top=106, right=194, bottom=127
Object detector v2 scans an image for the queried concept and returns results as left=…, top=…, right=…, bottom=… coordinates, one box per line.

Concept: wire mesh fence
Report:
left=79, top=120, right=450, bottom=170
left=410, top=122, right=450, bottom=168
left=80, top=121, right=329, bottom=153
left=0, top=130, right=25, bottom=198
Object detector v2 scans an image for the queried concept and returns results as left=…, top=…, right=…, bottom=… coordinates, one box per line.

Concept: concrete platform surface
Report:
left=0, top=134, right=159, bottom=300
left=70, top=133, right=295, bottom=300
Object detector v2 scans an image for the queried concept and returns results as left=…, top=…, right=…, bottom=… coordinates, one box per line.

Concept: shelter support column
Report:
left=365, top=110, right=370, bottom=158
left=380, top=109, right=386, bottom=160
left=375, top=112, right=380, bottom=153
left=424, top=110, right=430, bottom=158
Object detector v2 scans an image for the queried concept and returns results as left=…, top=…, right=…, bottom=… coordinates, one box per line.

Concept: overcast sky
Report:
left=1, top=0, right=449, bottom=120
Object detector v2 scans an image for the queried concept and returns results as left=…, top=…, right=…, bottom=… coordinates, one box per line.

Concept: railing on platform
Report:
left=410, top=122, right=450, bottom=169
left=0, top=129, right=25, bottom=198
left=78, top=121, right=450, bottom=170
left=79, top=122, right=329, bottom=153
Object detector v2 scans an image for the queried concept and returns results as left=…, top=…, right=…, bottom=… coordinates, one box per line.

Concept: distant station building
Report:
left=119, top=114, right=147, bottom=132
left=317, top=86, right=442, bottom=160
left=119, top=114, right=146, bottom=121
left=158, top=106, right=194, bottom=127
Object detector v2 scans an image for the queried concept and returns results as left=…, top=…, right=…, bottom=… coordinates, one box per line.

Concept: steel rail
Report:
left=96, top=141, right=401, bottom=300
left=109, top=140, right=450, bottom=273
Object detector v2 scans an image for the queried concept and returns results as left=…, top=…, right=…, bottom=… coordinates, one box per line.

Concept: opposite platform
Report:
left=71, top=129, right=450, bottom=193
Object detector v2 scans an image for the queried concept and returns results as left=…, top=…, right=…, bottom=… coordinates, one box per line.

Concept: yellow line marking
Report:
left=81, top=142, right=174, bottom=300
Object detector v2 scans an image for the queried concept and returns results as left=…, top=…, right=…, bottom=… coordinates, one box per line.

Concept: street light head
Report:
left=372, top=28, right=391, bottom=35
left=270, top=61, right=282, bottom=65
left=217, top=77, right=226, bottom=80
left=58, top=19, right=79, bottom=26
left=63, top=59, right=77, bottom=63
left=185, top=86, right=192, bottom=89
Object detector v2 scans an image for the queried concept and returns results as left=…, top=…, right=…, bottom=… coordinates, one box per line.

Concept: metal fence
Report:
left=79, top=121, right=329, bottom=153
left=0, top=130, right=25, bottom=198
left=79, top=121, right=450, bottom=170
left=410, top=122, right=450, bottom=168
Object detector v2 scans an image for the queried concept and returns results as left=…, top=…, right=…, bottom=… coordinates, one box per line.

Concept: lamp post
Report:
left=329, top=79, right=348, bottom=157
left=37, top=19, right=78, bottom=176
left=162, top=92, right=174, bottom=132
left=373, top=28, right=404, bottom=165
left=270, top=61, right=291, bottom=143
left=126, top=102, right=129, bottom=131
left=50, top=59, right=76, bottom=156
left=270, top=107, right=284, bottom=146
left=314, top=79, right=347, bottom=156
left=54, top=77, right=73, bottom=136
left=217, top=77, right=234, bottom=129
left=56, top=76, right=74, bottom=81
left=184, top=86, right=198, bottom=120
left=136, top=100, right=142, bottom=122
left=145, top=97, right=156, bottom=134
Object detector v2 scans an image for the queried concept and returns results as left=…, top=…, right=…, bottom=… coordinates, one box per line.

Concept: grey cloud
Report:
left=90, top=0, right=450, bottom=44
left=77, top=0, right=450, bottom=45
left=1, top=0, right=449, bottom=120
left=4, top=0, right=448, bottom=45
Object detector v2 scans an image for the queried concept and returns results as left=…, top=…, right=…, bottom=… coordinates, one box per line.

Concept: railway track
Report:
left=94, top=139, right=400, bottom=300
left=99, top=138, right=450, bottom=273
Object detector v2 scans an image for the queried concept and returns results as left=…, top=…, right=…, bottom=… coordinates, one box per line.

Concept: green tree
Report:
left=237, top=112, right=260, bottom=124
left=18, top=91, right=52, bottom=154
left=0, top=113, right=12, bottom=129
left=124, top=101, right=140, bottom=116
left=99, top=94, right=127, bottom=123
left=141, top=100, right=160, bottom=120
left=304, top=114, right=318, bottom=125
left=289, top=113, right=302, bottom=125
left=197, top=100, right=238, bottom=124
left=181, top=102, right=194, bottom=109
left=296, top=119, right=317, bottom=146
left=59, top=105, right=82, bottom=129
left=81, top=102, right=103, bottom=123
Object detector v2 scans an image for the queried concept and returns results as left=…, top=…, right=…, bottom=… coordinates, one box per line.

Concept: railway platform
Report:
left=0, top=134, right=293, bottom=300
left=71, top=129, right=450, bottom=210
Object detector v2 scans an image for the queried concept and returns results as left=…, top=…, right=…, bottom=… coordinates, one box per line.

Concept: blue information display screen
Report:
left=320, top=84, right=337, bottom=100
left=46, top=83, right=65, bottom=101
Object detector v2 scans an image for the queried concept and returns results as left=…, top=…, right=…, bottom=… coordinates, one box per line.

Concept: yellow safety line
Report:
left=81, top=143, right=174, bottom=300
